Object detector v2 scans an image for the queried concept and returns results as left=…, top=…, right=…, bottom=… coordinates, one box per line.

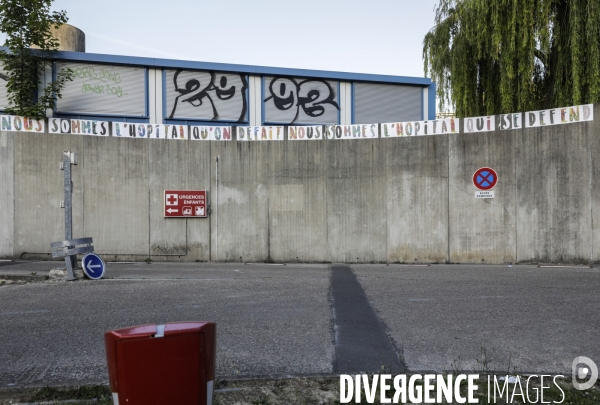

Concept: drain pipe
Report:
left=215, top=156, right=219, bottom=262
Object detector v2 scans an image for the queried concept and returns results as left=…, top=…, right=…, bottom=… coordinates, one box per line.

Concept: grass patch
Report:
left=12, top=385, right=112, bottom=404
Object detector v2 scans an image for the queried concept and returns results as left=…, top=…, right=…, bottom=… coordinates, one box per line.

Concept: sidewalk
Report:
left=0, top=259, right=326, bottom=278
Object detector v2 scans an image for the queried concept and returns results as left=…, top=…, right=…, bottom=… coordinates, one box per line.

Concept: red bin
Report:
left=104, top=322, right=216, bottom=405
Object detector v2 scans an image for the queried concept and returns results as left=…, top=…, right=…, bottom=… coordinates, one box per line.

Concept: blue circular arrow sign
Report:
left=81, top=253, right=106, bottom=280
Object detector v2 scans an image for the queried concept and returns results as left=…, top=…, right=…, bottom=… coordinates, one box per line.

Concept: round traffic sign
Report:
left=473, top=167, right=498, bottom=190
left=81, top=253, right=106, bottom=280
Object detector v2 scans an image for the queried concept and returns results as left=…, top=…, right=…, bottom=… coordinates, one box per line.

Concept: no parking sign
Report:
left=473, top=167, right=497, bottom=198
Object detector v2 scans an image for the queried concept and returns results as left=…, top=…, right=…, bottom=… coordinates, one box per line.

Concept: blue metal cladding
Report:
left=0, top=47, right=436, bottom=119
left=48, top=50, right=433, bottom=87
left=428, top=84, right=437, bottom=120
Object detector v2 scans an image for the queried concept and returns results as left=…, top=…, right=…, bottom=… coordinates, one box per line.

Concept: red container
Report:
left=104, top=322, right=216, bottom=405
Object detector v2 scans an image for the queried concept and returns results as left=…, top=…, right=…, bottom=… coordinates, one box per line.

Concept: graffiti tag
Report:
left=168, top=70, right=248, bottom=122
left=264, top=77, right=339, bottom=124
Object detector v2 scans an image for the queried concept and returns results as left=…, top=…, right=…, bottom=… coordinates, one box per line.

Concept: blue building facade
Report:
left=0, top=50, right=436, bottom=126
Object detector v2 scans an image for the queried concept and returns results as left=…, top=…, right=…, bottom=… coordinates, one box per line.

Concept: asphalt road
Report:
left=0, top=261, right=598, bottom=389
left=352, top=264, right=600, bottom=374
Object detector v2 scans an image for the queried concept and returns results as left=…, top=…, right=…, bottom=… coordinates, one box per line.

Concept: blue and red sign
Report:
left=473, top=167, right=498, bottom=191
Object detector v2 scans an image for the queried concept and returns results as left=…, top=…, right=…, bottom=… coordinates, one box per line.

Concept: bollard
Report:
left=104, top=322, right=216, bottom=405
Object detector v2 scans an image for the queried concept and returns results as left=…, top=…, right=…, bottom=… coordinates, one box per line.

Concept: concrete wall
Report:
left=516, top=115, right=595, bottom=263
left=268, top=140, right=328, bottom=262
left=326, top=139, right=387, bottom=262
left=83, top=136, right=149, bottom=258
left=0, top=132, right=14, bottom=256
left=13, top=133, right=84, bottom=257
left=448, top=128, right=517, bottom=263
left=1, top=104, right=599, bottom=264
left=386, top=135, right=449, bottom=263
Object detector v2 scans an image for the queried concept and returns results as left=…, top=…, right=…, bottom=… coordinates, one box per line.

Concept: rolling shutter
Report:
left=56, top=62, right=146, bottom=116
left=354, top=83, right=422, bottom=124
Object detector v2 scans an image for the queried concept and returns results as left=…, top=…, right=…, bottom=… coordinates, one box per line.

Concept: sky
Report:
left=48, top=0, right=440, bottom=79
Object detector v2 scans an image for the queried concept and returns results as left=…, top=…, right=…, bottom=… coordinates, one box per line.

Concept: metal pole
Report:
left=64, top=153, right=72, bottom=241
left=215, top=156, right=218, bottom=262
left=63, top=152, right=76, bottom=280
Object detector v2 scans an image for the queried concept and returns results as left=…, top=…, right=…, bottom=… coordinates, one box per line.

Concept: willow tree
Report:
left=0, top=0, right=73, bottom=119
left=423, top=0, right=600, bottom=117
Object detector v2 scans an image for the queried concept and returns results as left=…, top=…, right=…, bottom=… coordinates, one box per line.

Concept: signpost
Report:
left=50, top=151, right=82, bottom=280
left=473, top=167, right=497, bottom=198
left=82, top=253, right=106, bottom=279
left=51, top=151, right=102, bottom=281
left=164, top=190, right=207, bottom=218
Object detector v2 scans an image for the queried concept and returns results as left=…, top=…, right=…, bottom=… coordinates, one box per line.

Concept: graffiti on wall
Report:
left=73, top=66, right=128, bottom=98
left=264, top=77, right=339, bottom=124
left=167, top=70, right=248, bottom=122
left=56, top=63, right=146, bottom=116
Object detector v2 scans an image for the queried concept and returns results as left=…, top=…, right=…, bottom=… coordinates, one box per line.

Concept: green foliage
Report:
left=0, top=0, right=73, bottom=119
left=423, top=0, right=600, bottom=117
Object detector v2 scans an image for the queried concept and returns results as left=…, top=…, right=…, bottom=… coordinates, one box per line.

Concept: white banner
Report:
left=381, top=119, right=457, bottom=137
left=112, top=122, right=142, bottom=139
left=48, top=118, right=109, bottom=136
left=190, top=126, right=232, bottom=141
left=525, top=104, right=593, bottom=128
left=498, top=113, right=522, bottom=130
left=464, top=115, right=495, bottom=133
left=237, top=126, right=284, bottom=141
left=324, top=124, right=379, bottom=139
left=112, top=123, right=188, bottom=139
left=0, top=115, right=45, bottom=133
left=146, top=124, right=188, bottom=140
left=288, top=126, right=323, bottom=140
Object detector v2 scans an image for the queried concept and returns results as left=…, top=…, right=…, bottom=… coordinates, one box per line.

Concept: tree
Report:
left=423, top=0, right=600, bottom=117
left=0, top=0, right=73, bottom=119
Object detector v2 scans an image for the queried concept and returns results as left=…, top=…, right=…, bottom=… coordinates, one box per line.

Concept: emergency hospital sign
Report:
left=164, top=190, right=207, bottom=218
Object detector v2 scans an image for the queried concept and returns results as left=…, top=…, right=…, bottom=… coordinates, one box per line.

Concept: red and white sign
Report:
left=164, top=190, right=207, bottom=218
